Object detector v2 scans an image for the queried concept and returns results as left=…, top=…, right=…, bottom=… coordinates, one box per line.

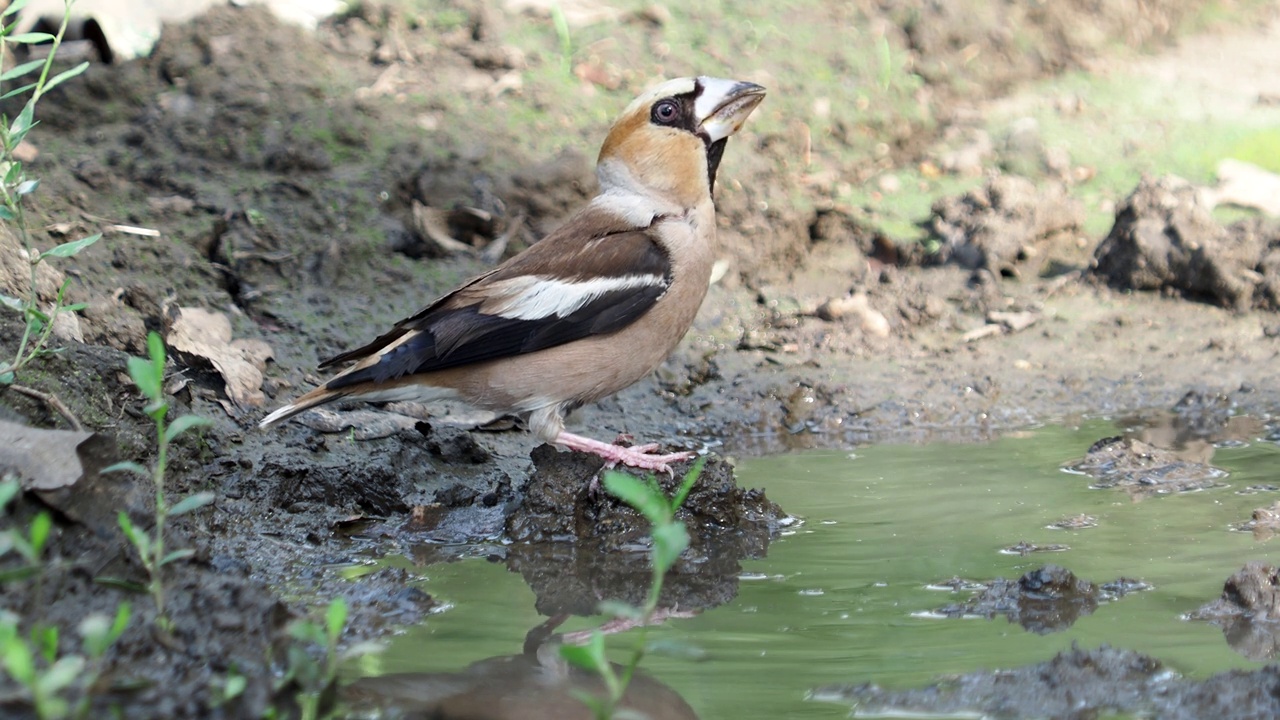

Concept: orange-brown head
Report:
left=597, top=76, right=766, bottom=211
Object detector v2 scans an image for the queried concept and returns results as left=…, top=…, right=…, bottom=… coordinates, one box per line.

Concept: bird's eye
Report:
left=651, top=99, right=680, bottom=125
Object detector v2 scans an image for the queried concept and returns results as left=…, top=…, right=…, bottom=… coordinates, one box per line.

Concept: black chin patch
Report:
left=706, top=137, right=727, bottom=194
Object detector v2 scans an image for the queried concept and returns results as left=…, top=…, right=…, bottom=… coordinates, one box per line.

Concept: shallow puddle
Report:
left=346, top=420, right=1280, bottom=718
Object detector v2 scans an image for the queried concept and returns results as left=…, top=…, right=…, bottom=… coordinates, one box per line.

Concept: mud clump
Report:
left=1064, top=435, right=1228, bottom=496
left=932, top=565, right=1148, bottom=634
left=504, top=445, right=786, bottom=554
left=1189, top=561, right=1280, bottom=660
left=928, top=175, right=1083, bottom=277
left=1092, top=175, right=1280, bottom=310
left=815, top=644, right=1280, bottom=720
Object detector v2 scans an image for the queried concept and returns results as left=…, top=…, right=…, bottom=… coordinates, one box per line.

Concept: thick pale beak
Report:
left=695, top=77, right=766, bottom=144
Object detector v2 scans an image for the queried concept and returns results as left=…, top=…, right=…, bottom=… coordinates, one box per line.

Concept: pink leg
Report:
left=554, top=431, right=695, bottom=474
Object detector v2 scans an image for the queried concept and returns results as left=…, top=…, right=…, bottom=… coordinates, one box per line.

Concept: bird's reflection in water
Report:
left=345, top=533, right=769, bottom=719
left=343, top=613, right=699, bottom=720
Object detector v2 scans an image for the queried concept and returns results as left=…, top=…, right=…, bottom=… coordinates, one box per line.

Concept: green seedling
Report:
left=0, top=0, right=100, bottom=388
left=0, top=603, right=130, bottom=719
left=105, top=331, right=213, bottom=631
left=0, top=474, right=54, bottom=584
left=278, top=597, right=383, bottom=720
left=560, top=458, right=705, bottom=719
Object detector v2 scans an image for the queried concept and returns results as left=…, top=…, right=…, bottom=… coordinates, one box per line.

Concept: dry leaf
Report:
left=0, top=421, right=101, bottom=491
left=166, top=306, right=274, bottom=409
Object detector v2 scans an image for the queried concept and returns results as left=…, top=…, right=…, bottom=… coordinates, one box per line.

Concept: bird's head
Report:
left=597, top=76, right=766, bottom=210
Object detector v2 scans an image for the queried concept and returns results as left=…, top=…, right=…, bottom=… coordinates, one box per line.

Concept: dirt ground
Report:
left=2, top=0, right=1280, bottom=717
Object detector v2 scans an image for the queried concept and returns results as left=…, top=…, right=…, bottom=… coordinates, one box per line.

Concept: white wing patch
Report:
left=484, top=273, right=667, bottom=321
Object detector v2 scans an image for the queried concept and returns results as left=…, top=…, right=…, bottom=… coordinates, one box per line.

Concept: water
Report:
left=346, top=421, right=1280, bottom=718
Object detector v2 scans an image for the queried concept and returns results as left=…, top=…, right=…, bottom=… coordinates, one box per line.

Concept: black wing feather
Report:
left=325, top=283, right=666, bottom=390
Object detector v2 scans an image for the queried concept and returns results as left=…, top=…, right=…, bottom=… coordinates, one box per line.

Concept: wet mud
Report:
left=931, top=564, right=1150, bottom=634
left=814, top=644, right=1280, bottom=720
left=0, top=0, right=1279, bottom=717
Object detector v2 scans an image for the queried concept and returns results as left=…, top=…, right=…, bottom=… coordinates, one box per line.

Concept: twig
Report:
left=10, top=384, right=83, bottom=431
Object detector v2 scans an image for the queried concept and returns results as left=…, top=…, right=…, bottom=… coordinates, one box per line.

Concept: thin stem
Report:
left=151, top=415, right=168, bottom=627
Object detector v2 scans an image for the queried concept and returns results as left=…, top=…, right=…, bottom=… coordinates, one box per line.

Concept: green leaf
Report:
left=145, top=331, right=166, bottom=392
left=40, top=232, right=101, bottom=259
left=2, top=0, right=32, bottom=19
left=93, top=576, right=147, bottom=593
left=670, top=457, right=706, bottom=511
left=168, top=491, right=214, bottom=517
left=126, top=356, right=159, bottom=400
left=159, top=548, right=195, bottom=566
left=27, top=510, right=50, bottom=556
left=78, top=614, right=110, bottom=655
left=559, top=631, right=609, bottom=674
left=0, top=566, right=39, bottom=583
left=603, top=472, right=668, bottom=525
left=117, top=512, right=150, bottom=558
left=0, top=370, right=12, bottom=385
left=102, top=460, right=149, bottom=478
left=222, top=673, right=246, bottom=701
left=650, top=522, right=689, bottom=576
left=0, top=58, right=44, bottom=83
left=36, top=654, right=85, bottom=695
left=24, top=305, right=48, bottom=324
left=144, top=399, right=168, bottom=421
left=41, top=61, right=89, bottom=94
left=5, top=32, right=54, bottom=44
left=4, top=160, right=22, bottom=186
left=877, top=33, right=892, bottom=90
left=0, top=206, right=12, bottom=222
left=164, top=415, right=211, bottom=442
left=325, top=597, right=348, bottom=644
left=8, top=97, right=33, bottom=143
left=108, top=602, right=131, bottom=644
left=60, top=302, right=87, bottom=313
left=0, top=82, right=37, bottom=101
left=0, top=477, right=19, bottom=510
left=596, top=600, right=644, bottom=621
left=2, top=634, right=35, bottom=685
left=33, top=624, right=56, bottom=664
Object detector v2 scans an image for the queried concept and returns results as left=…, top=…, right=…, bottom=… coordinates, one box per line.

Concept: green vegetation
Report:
left=276, top=597, right=382, bottom=720
left=0, top=604, right=130, bottom=720
left=0, top=0, right=99, bottom=389
left=560, top=459, right=705, bottom=719
left=106, top=331, right=213, bottom=632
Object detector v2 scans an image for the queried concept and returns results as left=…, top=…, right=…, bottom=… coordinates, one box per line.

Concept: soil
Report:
left=1, top=0, right=1279, bottom=717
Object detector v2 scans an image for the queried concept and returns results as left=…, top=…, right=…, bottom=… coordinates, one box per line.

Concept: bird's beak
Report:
left=695, top=78, right=766, bottom=144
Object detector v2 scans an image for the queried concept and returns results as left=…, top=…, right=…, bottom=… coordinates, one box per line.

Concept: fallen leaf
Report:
left=0, top=421, right=102, bottom=491
left=166, top=306, right=274, bottom=410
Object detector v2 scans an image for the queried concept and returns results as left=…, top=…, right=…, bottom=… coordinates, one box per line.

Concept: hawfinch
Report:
left=260, top=76, right=766, bottom=472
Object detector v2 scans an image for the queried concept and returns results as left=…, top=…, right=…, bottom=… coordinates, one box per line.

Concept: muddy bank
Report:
left=813, top=644, right=1280, bottom=720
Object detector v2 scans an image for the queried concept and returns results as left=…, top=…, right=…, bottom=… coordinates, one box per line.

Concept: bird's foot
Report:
left=555, top=431, right=695, bottom=475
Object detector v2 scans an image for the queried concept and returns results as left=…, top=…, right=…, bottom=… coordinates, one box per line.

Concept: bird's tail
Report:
left=258, top=386, right=349, bottom=428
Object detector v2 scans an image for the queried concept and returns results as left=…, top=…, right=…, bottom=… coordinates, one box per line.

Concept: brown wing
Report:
left=319, top=208, right=673, bottom=390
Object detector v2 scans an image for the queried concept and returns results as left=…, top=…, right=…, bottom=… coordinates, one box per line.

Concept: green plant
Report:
left=0, top=0, right=100, bottom=389
left=278, top=597, right=382, bottom=720
left=106, top=331, right=213, bottom=631
left=0, top=473, right=52, bottom=583
left=0, top=603, right=130, bottom=719
left=550, top=3, right=573, bottom=75
left=560, top=459, right=705, bottom=719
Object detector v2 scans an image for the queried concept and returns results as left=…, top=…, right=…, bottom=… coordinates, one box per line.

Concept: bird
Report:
left=260, top=76, right=766, bottom=473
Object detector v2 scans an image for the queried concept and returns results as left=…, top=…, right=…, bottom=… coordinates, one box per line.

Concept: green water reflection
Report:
left=353, top=421, right=1280, bottom=718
